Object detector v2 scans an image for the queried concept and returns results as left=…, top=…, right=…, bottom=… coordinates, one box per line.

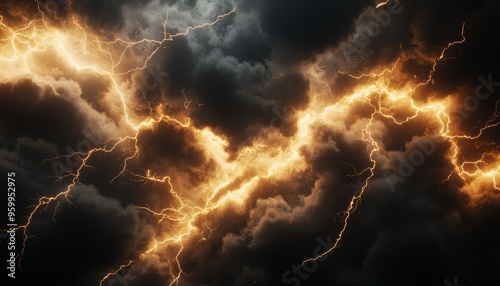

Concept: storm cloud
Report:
left=1, top=0, right=499, bottom=286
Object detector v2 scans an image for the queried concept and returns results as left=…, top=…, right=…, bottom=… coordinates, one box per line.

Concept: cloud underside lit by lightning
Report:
left=0, top=0, right=499, bottom=285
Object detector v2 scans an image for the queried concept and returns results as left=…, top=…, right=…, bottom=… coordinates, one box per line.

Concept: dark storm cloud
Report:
left=189, top=50, right=270, bottom=143
left=134, top=121, right=219, bottom=189
left=13, top=185, right=154, bottom=286
left=0, top=79, right=173, bottom=285
left=141, top=0, right=373, bottom=147
left=0, top=0, right=40, bottom=24
left=162, top=0, right=500, bottom=284
left=241, top=0, right=373, bottom=63
left=100, top=0, right=371, bottom=149
left=0, top=136, right=63, bottom=212
left=171, top=126, right=497, bottom=286
left=397, top=0, right=500, bottom=100
left=189, top=60, right=311, bottom=147
left=329, top=165, right=500, bottom=286
left=170, top=172, right=338, bottom=286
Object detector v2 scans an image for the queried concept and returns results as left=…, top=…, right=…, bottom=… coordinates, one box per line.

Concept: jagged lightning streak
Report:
left=300, top=21, right=487, bottom=266
left=1, top=1, right=498, bottom=285
left=99, top=261, right=134, bottom=286
left=376, top=0, right=391, bottom=9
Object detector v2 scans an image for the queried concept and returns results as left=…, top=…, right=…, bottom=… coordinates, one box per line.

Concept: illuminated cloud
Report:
left=0, top=0, right=499, bottom=285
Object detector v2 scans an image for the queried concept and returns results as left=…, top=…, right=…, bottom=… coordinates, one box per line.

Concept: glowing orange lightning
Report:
left=1, top=1, right=498, bottom=285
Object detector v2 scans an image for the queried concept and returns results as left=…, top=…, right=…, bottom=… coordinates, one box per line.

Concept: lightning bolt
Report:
left=99, top=261, right=134, bottom=286
left=299, top=20, right=496, bottom=267
left=1, top=1, right=498, bottom=285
